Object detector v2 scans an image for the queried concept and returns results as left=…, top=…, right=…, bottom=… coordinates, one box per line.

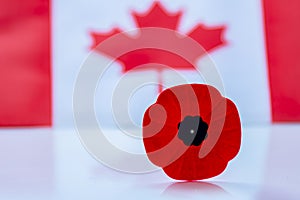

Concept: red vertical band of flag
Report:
left=263, top=0, right=300, bottom=122
left=0, top=0, right=51, bottom=126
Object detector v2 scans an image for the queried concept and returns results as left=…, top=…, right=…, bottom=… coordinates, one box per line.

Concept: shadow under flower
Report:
left=162, top=181, right=231, bottom=198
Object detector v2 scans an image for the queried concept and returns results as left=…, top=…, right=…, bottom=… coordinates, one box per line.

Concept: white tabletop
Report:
left=1, top=124, right=300, bottom=200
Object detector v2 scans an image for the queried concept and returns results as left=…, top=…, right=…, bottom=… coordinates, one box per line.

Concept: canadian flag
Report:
left=1, top=0, right=300, bottom=127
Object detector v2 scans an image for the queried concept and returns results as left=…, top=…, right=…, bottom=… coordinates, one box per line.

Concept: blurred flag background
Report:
left=1, top=1, right=300, bottom=199
left=1, top=0, right=300, bottom=127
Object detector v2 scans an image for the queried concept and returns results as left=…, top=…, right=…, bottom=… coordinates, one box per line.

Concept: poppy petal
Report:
left=143, top=84, right=241, bottom=180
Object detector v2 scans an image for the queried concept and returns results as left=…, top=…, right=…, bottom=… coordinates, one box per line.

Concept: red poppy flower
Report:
left=143, top=84, right=241, bottom=180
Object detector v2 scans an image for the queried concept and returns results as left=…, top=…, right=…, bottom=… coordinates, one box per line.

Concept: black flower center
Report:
left=177, top=116, right=208, bottom=146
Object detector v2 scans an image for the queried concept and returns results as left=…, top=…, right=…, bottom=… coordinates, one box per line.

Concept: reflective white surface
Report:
left=1, top=124, right=300, bottom=199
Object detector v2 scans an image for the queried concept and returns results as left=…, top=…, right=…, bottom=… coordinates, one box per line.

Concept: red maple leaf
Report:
left=90, top=2, right=226, bottom=92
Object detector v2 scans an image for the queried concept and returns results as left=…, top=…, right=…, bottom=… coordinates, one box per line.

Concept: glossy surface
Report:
left=1, top=124, right=300, bottom=199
